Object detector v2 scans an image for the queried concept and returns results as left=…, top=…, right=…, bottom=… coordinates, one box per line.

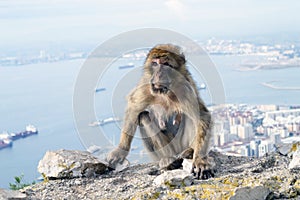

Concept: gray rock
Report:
left=182, top=158, right=193, bottom=172
left=229, top=186, right=271, bottom=200
left=153, top=169, right=193, bottom=187
left=38, top=149, right=108, bottom=179
left=289, top=143, right=300, bottom=169
left=276, top=142, right=300, bottom=157
left=23, top=149, right=300, bottom=199
left=0, top=188, right=26, bottom=200
left=276, top=143, right=293, bottom=156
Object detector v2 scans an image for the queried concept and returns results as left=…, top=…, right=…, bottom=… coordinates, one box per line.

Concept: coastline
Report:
left=261, top=81, right=300, bottom=90
left=237, top=64, right=300, bottom=72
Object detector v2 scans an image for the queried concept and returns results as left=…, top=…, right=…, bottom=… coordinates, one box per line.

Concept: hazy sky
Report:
left=1, top=0, right=299, bottom=48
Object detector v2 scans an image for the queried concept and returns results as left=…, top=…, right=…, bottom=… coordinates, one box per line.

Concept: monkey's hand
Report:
left=191, top=156, right=215, bottom=180
left=106, top=147, right=129, bottom=169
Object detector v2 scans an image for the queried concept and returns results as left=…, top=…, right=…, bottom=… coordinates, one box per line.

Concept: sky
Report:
left=0, top=0, right=299, bottom=49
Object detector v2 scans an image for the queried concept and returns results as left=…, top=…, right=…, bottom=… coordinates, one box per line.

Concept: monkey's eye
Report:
left=151, top=61, right=158, bottom=67
left=164, top=62, right=174, bottom=68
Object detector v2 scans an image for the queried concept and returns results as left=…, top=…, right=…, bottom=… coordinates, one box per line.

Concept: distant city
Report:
left=211, top=104, right=300, bottom=157
left=1, top=38, right=300, bottom=68
left=0, top=50, right=88, bottom=66
left=1, top=38, right=300, bottom=158
left=201, top=38, right=300, bottom=71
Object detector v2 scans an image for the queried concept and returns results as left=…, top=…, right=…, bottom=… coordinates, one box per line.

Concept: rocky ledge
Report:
left=4, top=142, right=300, bottom=200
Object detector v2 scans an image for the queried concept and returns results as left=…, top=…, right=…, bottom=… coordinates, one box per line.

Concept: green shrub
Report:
left=9, top=174, right=35, bottom=190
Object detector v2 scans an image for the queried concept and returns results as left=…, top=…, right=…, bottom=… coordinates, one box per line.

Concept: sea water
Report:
left=0, top=55, right=299, bottom=188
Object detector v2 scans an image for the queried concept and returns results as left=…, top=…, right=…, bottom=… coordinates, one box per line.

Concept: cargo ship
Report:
left=95, top=87, right=106, bottom=93
left=0, top=138, right=13, bottom=150
left=89, top=117, right=121, bottom=127
left=0, top=125, right=38, bottom=150
left=9, top=125, right=38, bottom=140
left=118, top=63, right=134, bottom=69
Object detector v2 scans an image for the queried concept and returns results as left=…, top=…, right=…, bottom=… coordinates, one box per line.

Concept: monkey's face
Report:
left=150, top=57, right=183, bottom=94
left=145, top=45, right=186, bottom=95
left=150, top=58, right=176, bottom=94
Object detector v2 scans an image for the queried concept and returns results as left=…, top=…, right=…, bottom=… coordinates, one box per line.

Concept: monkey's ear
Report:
left=172, top=51, right=185, bottom=67
left=178, top=53, right=186, bottom=66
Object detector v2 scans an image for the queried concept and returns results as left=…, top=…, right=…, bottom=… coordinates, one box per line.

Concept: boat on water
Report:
left=198, top=83, right=206, bottom=90
left=0, top=138, right=13, bottom=150
left=95, top=88, right=106, bottom=93
left=89, top=117, right=121, bottom=127
left=118, top=63, right=134, bottom=69
left=0, top=125, right=37, bottom=150
left=9, top=124, right=38, bottom=140
left=0, top=125, right=38, bottom=150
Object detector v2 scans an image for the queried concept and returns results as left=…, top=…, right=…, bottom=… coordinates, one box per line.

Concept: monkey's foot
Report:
left=191, top=156, right=215, bottom=180
left=159, top=157, right=183, bottom=170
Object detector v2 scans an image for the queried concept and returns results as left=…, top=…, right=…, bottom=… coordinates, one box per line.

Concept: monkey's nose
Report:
left=152, top=83, right=162, bottom=89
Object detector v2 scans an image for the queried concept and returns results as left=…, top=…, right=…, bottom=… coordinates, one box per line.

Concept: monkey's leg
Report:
left=138, top=111, right=181, bottom=169
left=191, top=111, right=215, bottom=179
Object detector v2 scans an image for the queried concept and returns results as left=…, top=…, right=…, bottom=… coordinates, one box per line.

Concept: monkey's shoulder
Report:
left=127, top=84, right=153, bottom=103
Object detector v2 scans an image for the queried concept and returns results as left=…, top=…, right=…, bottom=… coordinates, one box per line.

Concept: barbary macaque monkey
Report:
left=107, top=44, right=214, bottom=179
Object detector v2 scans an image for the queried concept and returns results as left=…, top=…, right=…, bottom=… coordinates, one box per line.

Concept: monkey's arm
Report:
left=106, top=86, right=151, bottom=168
left=118, top=104, right=141, bottom=151
left=106, top=106, right=139, bottom=167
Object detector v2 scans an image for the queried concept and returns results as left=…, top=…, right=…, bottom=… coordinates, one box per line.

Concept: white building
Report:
left=237, top=123, right=254, bottom=140
left=238, top=144, right=251, bottom=156
left=250, top=140, right=261, bottom=157
left=265, top=109, right=300, bottom=120
left=230, top=125, right=238, bottom=135
left=270, top=133, right=281, bottom=145
left=258, top=140, right=274, bottom=157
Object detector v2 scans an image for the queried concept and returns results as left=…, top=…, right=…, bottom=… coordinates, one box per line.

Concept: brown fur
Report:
left=107, top=44, right=214, bottom=179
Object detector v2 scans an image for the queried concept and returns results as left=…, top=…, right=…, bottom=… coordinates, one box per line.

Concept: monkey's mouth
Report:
left=151, top=83, right=169, bottom=94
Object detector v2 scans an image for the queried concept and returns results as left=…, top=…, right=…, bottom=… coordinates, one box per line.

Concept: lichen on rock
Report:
left=19, top=144, right=300, bottom=200
left=37, top=149, right=109, bottom=179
